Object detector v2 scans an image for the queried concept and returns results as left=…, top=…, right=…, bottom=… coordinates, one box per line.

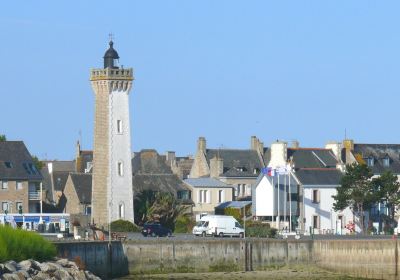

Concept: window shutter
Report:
left=197, top=190, right=201, bottom=203
left=206, top=190, right=211, bottom=203
left=221, top=190, right=225, bottom=203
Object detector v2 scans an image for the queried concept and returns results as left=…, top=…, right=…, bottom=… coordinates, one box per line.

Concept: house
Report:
left=252, top=170, right=298, bottom=231
left=341, top=139, right=400, bottom=231
left=255, top=140, right=356, bottom=234
left=189, top=136, right=265, bottom=200
left=165, top=151, right=194, bottom=180
left=0, top=141, right=43, bottom=214
left=41, top=160, right=75, bottom=207
left=63, top=173, right=92, bottom=216
left=132, top=149, right=193, bottom=206
left=184, top=178, right=233, bottom=220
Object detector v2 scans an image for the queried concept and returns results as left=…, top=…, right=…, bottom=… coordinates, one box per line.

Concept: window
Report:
left=312, top=215, right=320, bottom=229
left=119, top=203, right=125, bottom=219
left=287, top=193, right=298, bottom=201
left=383, top=157, right=390, bottom=167
left=16, top=202, right=22, bottom=213
left=312, top=189, right=320, bottom=204
left=1, top=181, right=8, bottom=190
left=218, top=190, right=225, bottom=203
left=367, top=157, right=374, bottom=167
left=117, top=161, right=123, bottom=176
left=85, top=206, right=92, bottom=215
left=2, top=202, right=9, bottom=212
left=16, top=181, right=23, bottom=190
left=117, top=120, right=123, bottom=134
left=337, top=215, right=345, bottom=229
left=4, top=162, right=12, bottom=168
left=246, top=185, right=252, bottom=196
left=203, top=190, right=208, bottom=203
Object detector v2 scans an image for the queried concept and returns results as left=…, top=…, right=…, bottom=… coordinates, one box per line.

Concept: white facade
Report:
left=303, top=185, right=360, bottom=234
left=252, top=173, right=298, bottom=230
left=108, top=86, right=134, bottom=222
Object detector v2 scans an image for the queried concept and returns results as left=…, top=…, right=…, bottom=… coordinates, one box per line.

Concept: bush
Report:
left=245, top=221, right=277, bottom=238
left=0, top=225, right=56, bottom=262
left=110, top=219, right=140, bottom=232
left=174, top=215, right=195, bottom=233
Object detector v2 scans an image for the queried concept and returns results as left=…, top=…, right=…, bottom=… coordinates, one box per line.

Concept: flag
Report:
left=262, top=167, right=275, bottom=176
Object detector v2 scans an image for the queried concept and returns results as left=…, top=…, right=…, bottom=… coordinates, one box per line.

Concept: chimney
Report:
left=166, top=151, right=176, bottom=165
left=291, top=140, right=299, bottom=148
left=343, top=139, right=354, bottom=151
left=210, top=156, right=223, bottom=178
left=251, top=136, right=264, bottom=155
left=197, top=137, right=206, bottom=154
left=251, top=136, right=258, bottom=150
left=269, top=141, right=287, bottom=168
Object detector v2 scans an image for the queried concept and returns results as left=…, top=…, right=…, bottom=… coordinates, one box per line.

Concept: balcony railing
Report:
left=28, top=191, right=40, bottom=200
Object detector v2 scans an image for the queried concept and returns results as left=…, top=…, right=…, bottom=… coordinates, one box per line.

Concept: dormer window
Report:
left=367, top=157, right=374, bottom=167
left=4, top=162, right=12, bottom=168
left=383, top=157, right=390, bottom=167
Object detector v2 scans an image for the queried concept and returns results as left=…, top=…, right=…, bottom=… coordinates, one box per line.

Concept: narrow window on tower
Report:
left=117, top=161, right=124, bottom=177
left=117, top=120, right=123, bottom=134
left=119, top=203, right=125, bottom=219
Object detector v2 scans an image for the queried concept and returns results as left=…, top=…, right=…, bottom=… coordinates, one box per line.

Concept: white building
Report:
left=252, top=171, right=298, bottom=231
left=254, top=140, right=358, bottom=234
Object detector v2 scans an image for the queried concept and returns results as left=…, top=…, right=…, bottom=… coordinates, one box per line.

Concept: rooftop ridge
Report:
left=298, top=168, right=338, bottom=171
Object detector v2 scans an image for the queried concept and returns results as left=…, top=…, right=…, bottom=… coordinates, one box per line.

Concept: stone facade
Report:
left=90, top=64, right=135, bottom=226
left=0, top=181, right=30, bottom=214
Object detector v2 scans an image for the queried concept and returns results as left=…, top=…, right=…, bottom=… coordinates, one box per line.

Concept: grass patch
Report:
left=209, top=261, right=240, bottom=272
left=0, top=225, right=56, bottom=262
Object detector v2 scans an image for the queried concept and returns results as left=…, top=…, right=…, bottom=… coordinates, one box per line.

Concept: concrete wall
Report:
left=55, top=239, right=400, bottom=279
left=313, top=239, right=398, bottom=280
left=55, top=241, right=128, bottom=279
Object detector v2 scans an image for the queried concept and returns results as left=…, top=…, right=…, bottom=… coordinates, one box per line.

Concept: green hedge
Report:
left=174, top=215, right=195, bottom=233
left=245, top=221, right=277, bottom=238
left=110, top=219, right=140, bottom=232
left=0, top=225, right=56, bottom=262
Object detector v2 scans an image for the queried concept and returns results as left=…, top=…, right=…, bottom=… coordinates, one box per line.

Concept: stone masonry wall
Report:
left=91, top=81, right=110, bottom=227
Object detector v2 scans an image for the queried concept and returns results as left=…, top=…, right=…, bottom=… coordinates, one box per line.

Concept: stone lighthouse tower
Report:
left=90, top=40, right=134, bottom=227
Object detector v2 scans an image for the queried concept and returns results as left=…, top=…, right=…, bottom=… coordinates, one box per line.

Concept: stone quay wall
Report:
left=55, top=239, right=400, bottom=279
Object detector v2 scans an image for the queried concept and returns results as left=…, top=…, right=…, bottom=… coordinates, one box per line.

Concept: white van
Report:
left=192, top=215, right=244, bottom=238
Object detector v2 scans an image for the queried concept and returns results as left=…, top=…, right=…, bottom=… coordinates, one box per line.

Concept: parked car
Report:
left=192, top=215, right=244, bottom=238
left=141, top=223, right=172, bottom=237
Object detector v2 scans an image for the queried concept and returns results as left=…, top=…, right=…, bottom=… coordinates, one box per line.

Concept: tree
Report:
left=372, top=171, right=400, bottom=223
left=146, top=192, right=190, bottom=231
left=333, top=163, right=375, bottom=233
left=0, top=135, right=6, bottom=141
left=134, top=190, right=157, bottom=225
left=31, top=155, right=44, bottom=171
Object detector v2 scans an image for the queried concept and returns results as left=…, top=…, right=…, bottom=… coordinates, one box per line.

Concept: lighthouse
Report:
left=90, top=39, right=134, bottom=226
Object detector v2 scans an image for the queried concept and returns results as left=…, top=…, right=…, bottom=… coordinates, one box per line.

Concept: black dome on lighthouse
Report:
left=103, top=40, right=119, bottom=69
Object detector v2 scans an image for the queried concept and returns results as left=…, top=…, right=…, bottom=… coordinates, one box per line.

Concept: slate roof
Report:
left=215, top=200, right=252, bottom=210
left=206, top=149, right=263, bottom=177
left=69, top=173, right=92, bottom=204
left=132, top=149, right=191, bottom=195
left=352, top=144, right=400, bottom=175
left=295, top=169, right=342, bottom=186
left=184, top=178, right=232, bottom=188
left=0, top=141, right=42, bottom=180
left=132, top=149, right=173, bottom=174
left=52, top=171, right=70, bottom=192
left=43, top=160, right=75, bottom=172
left=132, top=174, right=189, bottom=193
left=288, top=148, right=338, bottom=169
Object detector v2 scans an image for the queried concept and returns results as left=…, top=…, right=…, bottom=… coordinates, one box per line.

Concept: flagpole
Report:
left=272, top=172, right=275, bottom=227
left=289, top=169, right=292, bottom=232
left=277, top=172, right=280, bottom=230
left=284, top=171, right=287, bottom=232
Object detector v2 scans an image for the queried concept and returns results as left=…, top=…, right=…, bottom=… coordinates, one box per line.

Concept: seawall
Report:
left=55, top=239, right=400, bottom=280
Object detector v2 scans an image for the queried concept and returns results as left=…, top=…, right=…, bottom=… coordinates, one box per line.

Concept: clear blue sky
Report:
left=1, top=1, right=400, bottom=160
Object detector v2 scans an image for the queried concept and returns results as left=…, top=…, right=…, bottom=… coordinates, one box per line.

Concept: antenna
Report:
left=79, top=130, right=82, bottom=148
left=345, top=128, right=347, bottom=140
left=108, top=32, right=114, bottom=42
